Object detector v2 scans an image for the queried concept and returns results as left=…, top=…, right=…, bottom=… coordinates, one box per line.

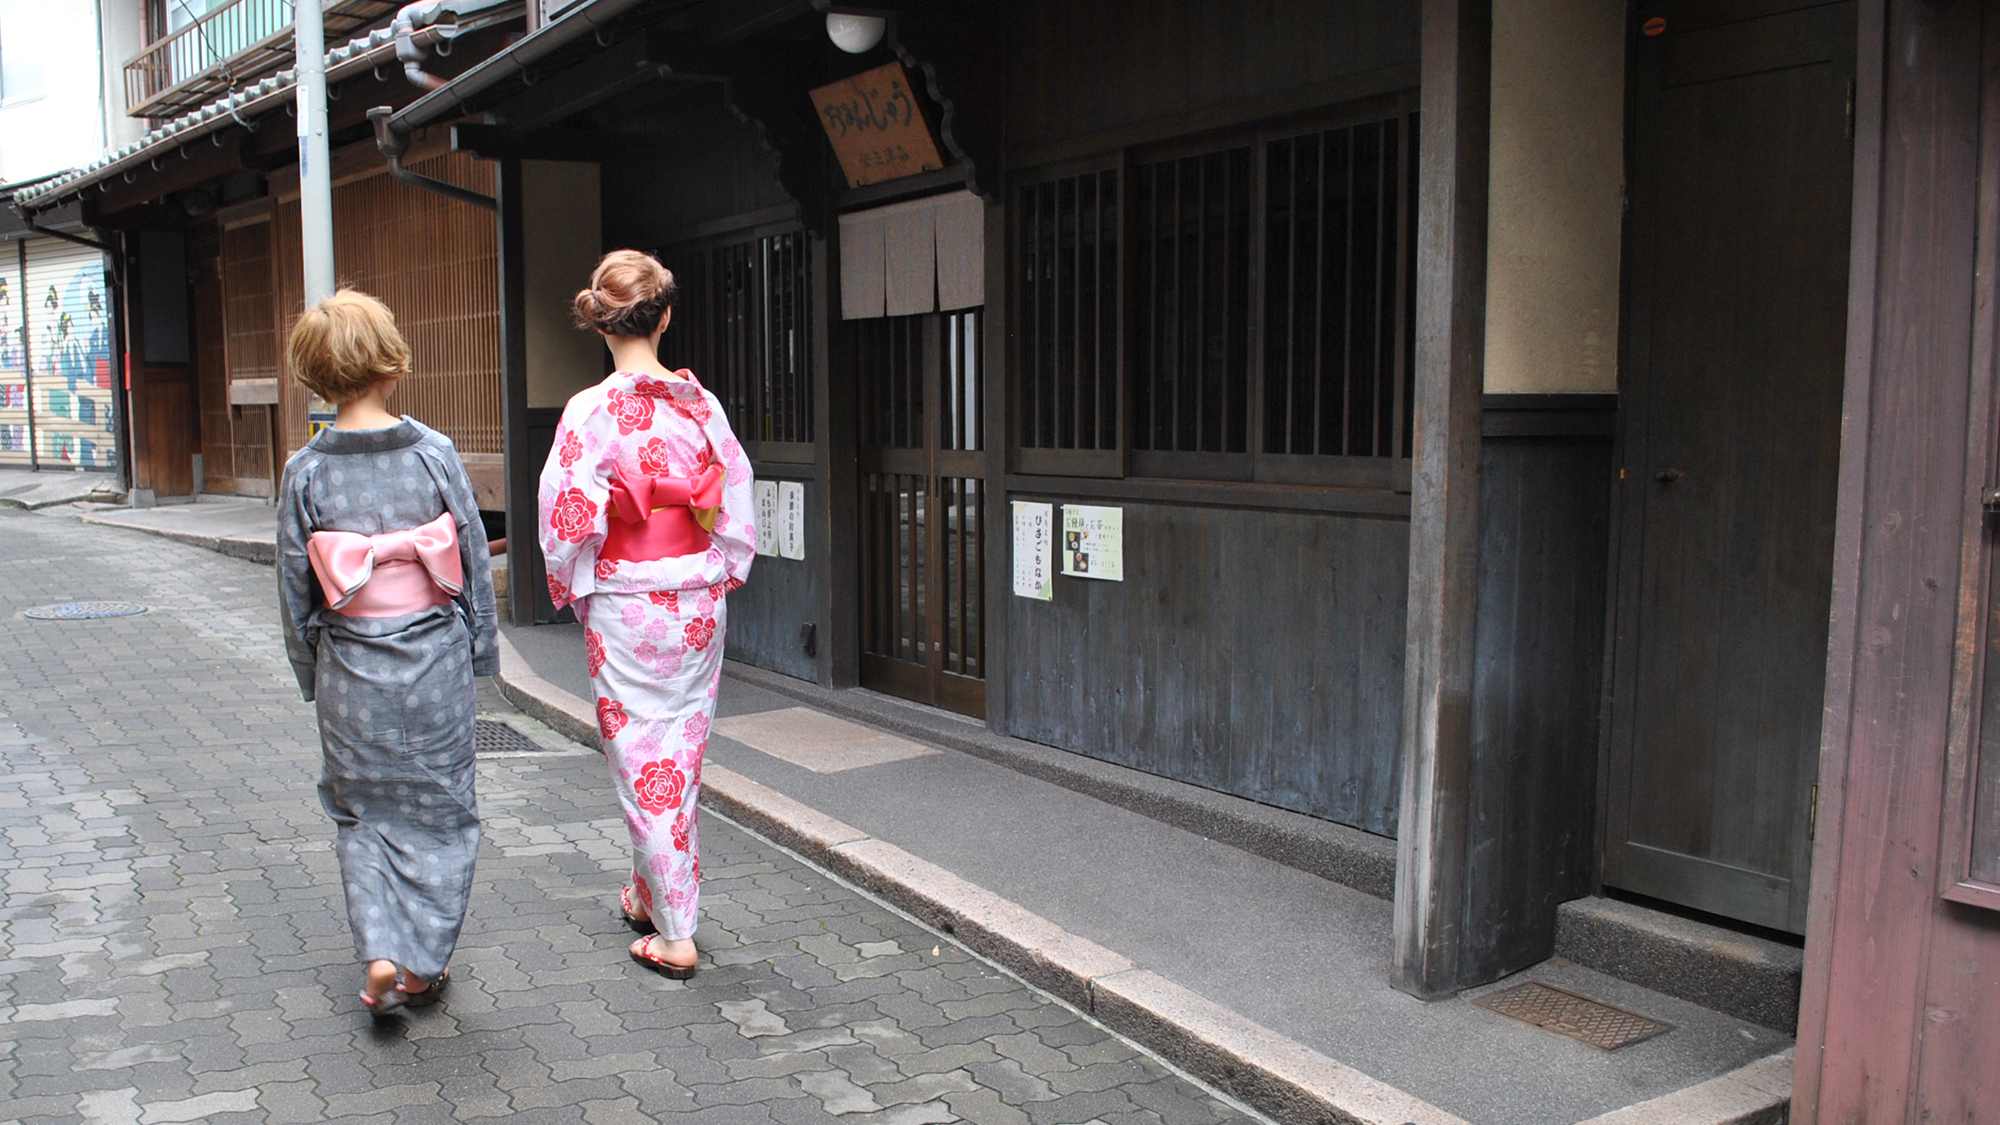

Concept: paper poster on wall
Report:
left=1011, top=501, right=1053, bottom=600
left=754, top=481, right=779, bottom=557
left=778, top=481, right=806, bottom=561
left=1061, top=505, right=1124, bottom=581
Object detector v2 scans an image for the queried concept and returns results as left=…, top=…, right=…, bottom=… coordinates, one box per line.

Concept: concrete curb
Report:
left=1571, top=1048, right=1793, bottom=1125
left=74, top=511, right=278, bottom=564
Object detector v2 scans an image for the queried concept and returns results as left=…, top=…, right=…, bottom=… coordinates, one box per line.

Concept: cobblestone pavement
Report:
left=0, top=509, right=1259, bottom=1125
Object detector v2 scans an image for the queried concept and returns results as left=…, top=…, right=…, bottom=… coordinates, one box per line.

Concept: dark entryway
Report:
left=855, top=310, right=988, bottom=716
left=1604, top=0, right=1855, bottom=935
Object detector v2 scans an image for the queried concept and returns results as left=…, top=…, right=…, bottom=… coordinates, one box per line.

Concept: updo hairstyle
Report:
left=573, top=249, right=678, bottom=338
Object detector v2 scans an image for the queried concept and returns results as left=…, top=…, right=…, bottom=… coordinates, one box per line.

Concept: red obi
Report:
left=600, top=462, right=726, bottom=563
left=307, top=512, right=464, bottom=617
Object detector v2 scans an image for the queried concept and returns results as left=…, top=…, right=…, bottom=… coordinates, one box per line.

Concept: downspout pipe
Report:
left=393, top=0, right=519, bottom=91
left=367, top=106, right=497, bottom=211
left=386, top=0, right=660, bottom=134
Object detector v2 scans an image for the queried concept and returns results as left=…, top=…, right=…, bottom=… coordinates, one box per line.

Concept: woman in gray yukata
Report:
left=538, top=250, right=755, bottom=980
left=276, top=290, right=498, bottom=1014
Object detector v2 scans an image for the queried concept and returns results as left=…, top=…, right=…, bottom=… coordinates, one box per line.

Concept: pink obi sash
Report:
left=306, top=512, right=464, bottom=617
left=600, top=462, right=725, bottom=563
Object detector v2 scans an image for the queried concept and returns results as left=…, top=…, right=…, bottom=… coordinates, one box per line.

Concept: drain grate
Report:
left=23, top=601, right=149, bottom=621
left=1470, top=982, right=1672, bottom=1051
left=475, top=719, right=543, bottom=755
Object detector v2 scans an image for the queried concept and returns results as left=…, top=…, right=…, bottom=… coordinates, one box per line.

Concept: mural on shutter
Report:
left=22, top=239, right=116, bottom=469
left=0, top=245, right=29, bottom=465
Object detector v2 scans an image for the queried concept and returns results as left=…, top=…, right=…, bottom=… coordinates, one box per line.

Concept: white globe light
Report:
left=826, top=12, right=887, bottom=54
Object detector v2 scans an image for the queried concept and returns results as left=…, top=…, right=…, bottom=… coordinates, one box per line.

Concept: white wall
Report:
left=522, top=160, right=606, bottom=409
left=97, top=0, right=146, bottom=152
left=1483, top=0, right=1626, bottom=394
left=0, top=0, right=109, bottom=183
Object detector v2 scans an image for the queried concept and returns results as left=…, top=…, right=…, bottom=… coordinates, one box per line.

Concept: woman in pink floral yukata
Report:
left=537, top=249, right=755, bottom=979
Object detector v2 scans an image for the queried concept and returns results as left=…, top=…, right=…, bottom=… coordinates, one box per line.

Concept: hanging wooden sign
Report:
left=809, top=62, right=946, bottom=188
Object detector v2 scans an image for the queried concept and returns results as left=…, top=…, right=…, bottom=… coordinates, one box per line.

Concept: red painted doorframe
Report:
left=1794, top=0, right=2000, bottom=1118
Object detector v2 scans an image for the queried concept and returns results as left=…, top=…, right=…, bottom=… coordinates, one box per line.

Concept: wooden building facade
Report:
left=19, top=0, right=2000, bottom=1112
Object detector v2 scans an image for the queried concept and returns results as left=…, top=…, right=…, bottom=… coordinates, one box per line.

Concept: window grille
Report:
left=1009, top=95, right=1419, bottom=487
left=1264, top=115, right=1416, bottom=460
left=1130, top=146, right=1253, bottom=456
left=666, top=230, right=813, bottom=459
left=1014, top=167, right=1120, bottom=471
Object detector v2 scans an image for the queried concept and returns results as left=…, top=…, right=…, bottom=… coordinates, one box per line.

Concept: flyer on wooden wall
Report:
left=754, top=481, right=779, bottom=557
left=1012, top=501, right=1053, bottom=600
left=778, top=481, right=806, bottom=561
left=1061, top=505, right=1123, bottom=581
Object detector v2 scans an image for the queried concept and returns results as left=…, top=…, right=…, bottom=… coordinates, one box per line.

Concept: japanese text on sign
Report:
left=808, top=62, right=946, bottom=188
left=754, top=481, right=779, bottom=558
left=1012, top=501, right=1053, bottom=600
left=778, top=481, right=806, bottom=561
left=1061, top=505, right=1123, bottom=582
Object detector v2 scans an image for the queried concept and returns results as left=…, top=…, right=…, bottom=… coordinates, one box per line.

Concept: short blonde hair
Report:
left=287, top=289, right=413, bottom=403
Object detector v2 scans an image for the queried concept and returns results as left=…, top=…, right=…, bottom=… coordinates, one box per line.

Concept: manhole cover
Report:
left=23, top=601, right=149, bottom=621
left=1470, top=982, right=1672, bottom=1050
left=475, top=719, right=542, bottom=754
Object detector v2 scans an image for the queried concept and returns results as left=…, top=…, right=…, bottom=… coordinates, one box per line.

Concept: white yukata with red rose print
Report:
left=536, top=369, right=754, bottom=941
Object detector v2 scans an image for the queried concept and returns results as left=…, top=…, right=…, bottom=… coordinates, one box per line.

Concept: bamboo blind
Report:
left=275, top=152, right=501, bottom=461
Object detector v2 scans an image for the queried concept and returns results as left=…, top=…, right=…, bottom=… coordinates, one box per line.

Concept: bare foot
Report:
left=363, top=959, right=399, bottom=1006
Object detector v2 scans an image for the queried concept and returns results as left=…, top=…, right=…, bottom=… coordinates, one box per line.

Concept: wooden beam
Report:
left=1392, top=0, right=1492, bottom=1001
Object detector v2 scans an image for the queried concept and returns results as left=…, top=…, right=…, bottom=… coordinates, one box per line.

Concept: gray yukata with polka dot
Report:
left=276, top=418, right=499, bottom=982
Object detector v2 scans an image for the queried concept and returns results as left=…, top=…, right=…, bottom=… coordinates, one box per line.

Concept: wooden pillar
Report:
left=1392, top=0, right=1492, bottom=1000
left=816, top=228, right=860, bottom=689
left=980, top=197, right=1010, bottom=735
left=496, top=156, right=537, bottom=627
left=1794, top=0, right=1999, bottom=1116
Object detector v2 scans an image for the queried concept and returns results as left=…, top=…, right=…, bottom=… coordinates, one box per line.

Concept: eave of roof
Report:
left=13, top=8, right=520, bottom=212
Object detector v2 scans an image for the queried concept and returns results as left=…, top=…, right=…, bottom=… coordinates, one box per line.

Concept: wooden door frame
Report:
left=1598, top=0, right=1855, bottom=936
left=1796, top=0, right=2000, bottom=1115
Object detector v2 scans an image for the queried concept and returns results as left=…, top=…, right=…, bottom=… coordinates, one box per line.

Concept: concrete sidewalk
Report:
left=496, top=623, right=1796, bottom=1125
left=73, top=494, right=281, bottom=562
left=0, top=466, right=122, bottom=509
left=68, top=493, right=510, bottom=594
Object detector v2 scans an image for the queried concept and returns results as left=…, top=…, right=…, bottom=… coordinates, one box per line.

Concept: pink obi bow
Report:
left=601, top=463, right=725, bottom=563
left=306, top=511, right=464, bottom=617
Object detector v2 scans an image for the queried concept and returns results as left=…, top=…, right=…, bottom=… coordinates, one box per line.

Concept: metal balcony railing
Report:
left=124, top=0, right=401, bottom=120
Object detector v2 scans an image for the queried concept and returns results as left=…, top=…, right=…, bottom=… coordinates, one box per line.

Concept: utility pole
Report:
left=295, top=0, right=337, bottom=441
left=295, top=0, right=335, bottom=305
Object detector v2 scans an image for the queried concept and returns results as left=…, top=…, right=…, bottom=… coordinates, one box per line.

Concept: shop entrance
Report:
left=1604, top=1, right=1855, bottom=935
left=855, top=310, right=987, bottom=717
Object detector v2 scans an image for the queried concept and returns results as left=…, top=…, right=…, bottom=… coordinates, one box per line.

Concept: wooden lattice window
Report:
left=1263, top=115, right=1417, bottom=463
left=1129, top=145, right=1254, bottom=465
left=1013, top=163, right=1121, bottom=476
left=666, top=229, right=814, bottom=462
left=1009, top=93, right=1419, bottom=490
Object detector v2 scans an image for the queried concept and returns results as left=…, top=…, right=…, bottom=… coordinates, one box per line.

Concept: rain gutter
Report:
left=376, top=0, right=661, bottom=137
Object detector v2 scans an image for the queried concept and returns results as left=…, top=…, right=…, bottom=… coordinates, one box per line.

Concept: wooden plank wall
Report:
left=1004, top=500, right=1410, bottom=833
left=726, top=467, right=820, bottom=681
left=1462, top=403, right=1613, bottom=982
left=1794, top=0, right=2000, bottom=1116
left=1008, top=0, right=1419, bottom=158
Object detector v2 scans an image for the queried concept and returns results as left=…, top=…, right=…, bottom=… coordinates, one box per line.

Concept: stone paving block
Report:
left=0, top=513, right=1259, bottom=1125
